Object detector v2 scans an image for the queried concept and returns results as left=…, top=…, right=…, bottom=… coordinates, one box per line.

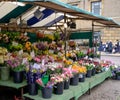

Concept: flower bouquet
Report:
left=7, top=57, right=26, bottom=83
left=46, top=63, right=63, bottom=75
left=68, top=40, right=76, bottom=48
left=25, top=63, right=46, bottom=84
left=77, top=51, right=85, bottom=59
left=7, top=57, right=25, bottom=72
left=87, top=48, right=94, bottom=58
left=25, top=62, right=46, bottom=95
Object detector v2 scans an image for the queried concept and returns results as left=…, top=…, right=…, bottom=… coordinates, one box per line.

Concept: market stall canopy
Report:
left=17, top=0, right=120, bottom=28
left=0, top=0, right=120, bottom=28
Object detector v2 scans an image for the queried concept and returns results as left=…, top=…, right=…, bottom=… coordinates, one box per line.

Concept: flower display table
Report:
left=23, top=69, right=112, bottom=100
left=24, top=89, right=74, bottom=100
left=0, top=79, right=27, bottom=89
left=0, top=79, right=27, bottom=97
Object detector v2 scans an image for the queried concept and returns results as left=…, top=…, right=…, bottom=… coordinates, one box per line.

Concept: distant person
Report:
left=115, top=40, right=119, bottom=52
left=105, top=41, right=109, bottom=52
left=118, top=40, right=120, bottom=53
left=108, top=41, right=113, bottom=53
left=98, top=41, right=103, bottom=51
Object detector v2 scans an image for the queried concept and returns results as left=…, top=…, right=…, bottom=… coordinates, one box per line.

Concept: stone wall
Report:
left=101, top=28, right=120, bottom=44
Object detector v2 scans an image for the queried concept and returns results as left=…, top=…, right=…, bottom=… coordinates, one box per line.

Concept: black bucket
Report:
left=70, top=74, right=79, bottom=85
left=64, top=79, right=70, bottom=89
left=13, top=71, right=23, bottom=83
left=54, top=82, right=64, bottom=95
left=28, top=83, right=38, bottom=95
left=42, top=87, right=53, bottom=98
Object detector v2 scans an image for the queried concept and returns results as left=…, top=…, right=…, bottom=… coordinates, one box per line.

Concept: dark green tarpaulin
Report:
left=70, top=32, right=93, bottom=47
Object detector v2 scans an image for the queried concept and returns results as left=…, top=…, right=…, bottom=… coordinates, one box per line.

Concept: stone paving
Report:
left=100, top=52, right=120, bottom=66
left=78, top=53, right=120, bottom=100
left=78, top=79, right=120, bottom=100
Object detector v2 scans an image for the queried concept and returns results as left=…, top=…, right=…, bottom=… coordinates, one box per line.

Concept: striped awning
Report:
left=0, top=2, right=64, bottom=27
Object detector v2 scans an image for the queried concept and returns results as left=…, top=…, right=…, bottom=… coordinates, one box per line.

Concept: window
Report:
left=91, top=1, right=101, bottom=15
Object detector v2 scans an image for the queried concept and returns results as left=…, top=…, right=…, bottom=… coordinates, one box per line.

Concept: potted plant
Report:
left=7, top=57, right=26, bottom=83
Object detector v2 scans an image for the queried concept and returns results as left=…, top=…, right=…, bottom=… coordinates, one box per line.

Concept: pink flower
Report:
left=34, top=57, right=41, bottom=63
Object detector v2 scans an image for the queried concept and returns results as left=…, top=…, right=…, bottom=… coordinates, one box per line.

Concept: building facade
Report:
left=63, top=0, right=120, bottom=44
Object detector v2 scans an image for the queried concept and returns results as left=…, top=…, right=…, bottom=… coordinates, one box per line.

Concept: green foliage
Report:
left=53, top=31, right=60, bottom=41
left=12, top=64, right=25, bottom=72
left=85, top=64, right=94, bottom=70
left=9, top=43, right=23, bottom=51
left=77, top=51, right=85, bottom=58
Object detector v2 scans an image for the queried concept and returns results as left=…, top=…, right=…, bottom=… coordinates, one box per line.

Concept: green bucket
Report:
left=0, top=67, right=10, bottom=81
left=38, top=75, right=49, bottom=90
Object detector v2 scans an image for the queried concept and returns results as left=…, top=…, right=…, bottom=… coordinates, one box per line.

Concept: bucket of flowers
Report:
left=25, top=58, right=46, bottom=95
left=50, top=73, right=64, bottom=95
left=78, top=65, right=87, bottom=82
left=84, top=63, right=94, bottom=78
left=114, top=67, right=120, bottom=80
left=7, top=57, right=26, bottom=83
left=62, top=67, right=73, bottom=89
left=70, top=63, right=80, bottom=85
left=36, top=78, right=54, bottom=99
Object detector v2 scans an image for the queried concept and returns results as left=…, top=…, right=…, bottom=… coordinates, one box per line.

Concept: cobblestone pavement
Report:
left=78, top=79, right=120, bottom=100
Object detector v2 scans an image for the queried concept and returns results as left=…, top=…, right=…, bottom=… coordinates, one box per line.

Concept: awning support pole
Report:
left=64, top=13, right=67, bottom=58
left=92, top=21, right=97, bottom=57
left=92, top=21, right=94, bottom=48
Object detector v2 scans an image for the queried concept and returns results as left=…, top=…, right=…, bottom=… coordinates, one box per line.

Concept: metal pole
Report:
left=92, top=21, right=96, bottom=57
left=64, top=13, right=67, bottom=58
left=92, top=21, right=94, bottom=47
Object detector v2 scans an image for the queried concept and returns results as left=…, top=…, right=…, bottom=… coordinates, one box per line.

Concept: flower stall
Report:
left=0, top=28, right=115, bottom=100
left=0, top=0, right=119, bottom=99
